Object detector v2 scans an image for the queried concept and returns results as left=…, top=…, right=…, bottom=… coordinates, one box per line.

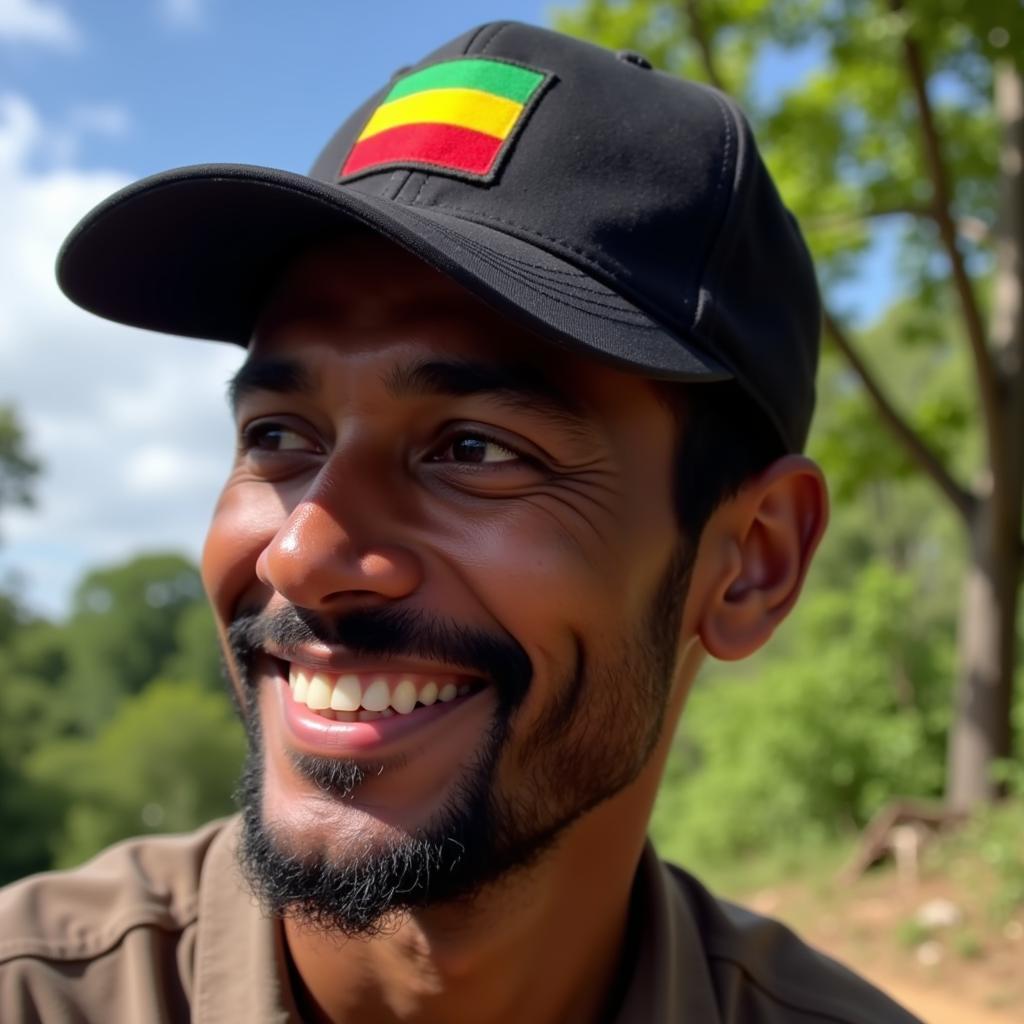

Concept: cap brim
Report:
left=57, top=163, right=729, bottom=381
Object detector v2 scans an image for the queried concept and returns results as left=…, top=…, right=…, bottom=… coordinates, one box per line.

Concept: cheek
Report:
left=201, top=480, right=290, bottom=620
left=425, top=502, right=655, bottom=682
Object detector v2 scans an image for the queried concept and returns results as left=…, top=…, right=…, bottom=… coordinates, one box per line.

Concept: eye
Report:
left=431, top=433, right=522, bottom=465
left=240, top=420, right=320, bottom=454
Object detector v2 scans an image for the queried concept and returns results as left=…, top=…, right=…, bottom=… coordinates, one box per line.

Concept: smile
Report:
left=268, top=658, right=495, bottom=758
left=288, top=664, right=481, bottom=722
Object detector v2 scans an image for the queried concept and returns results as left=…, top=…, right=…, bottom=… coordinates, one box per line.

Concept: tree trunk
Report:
left=947, top=501, right=1021, bottom=808
left=945, top=61, right=1024, bottom=811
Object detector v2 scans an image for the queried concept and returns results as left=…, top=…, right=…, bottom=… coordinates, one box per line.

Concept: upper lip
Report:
left=261, top=641, right=487, bottom=682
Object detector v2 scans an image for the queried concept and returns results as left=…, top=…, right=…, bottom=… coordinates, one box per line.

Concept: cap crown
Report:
left=311, top=22, right=820, bottom=449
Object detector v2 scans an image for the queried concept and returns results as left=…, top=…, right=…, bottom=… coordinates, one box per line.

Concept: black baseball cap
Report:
left=56, top=21, right=820, bottom=450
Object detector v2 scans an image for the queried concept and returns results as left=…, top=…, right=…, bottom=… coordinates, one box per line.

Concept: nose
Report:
left=255, top=498, right=423, bottom=612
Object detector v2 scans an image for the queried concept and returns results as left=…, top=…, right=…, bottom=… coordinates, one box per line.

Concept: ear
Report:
left=698, top=455, right=828, bottom=661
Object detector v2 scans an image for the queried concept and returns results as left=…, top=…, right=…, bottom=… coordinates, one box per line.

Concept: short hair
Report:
left=667, top=382, right=788, bottom=544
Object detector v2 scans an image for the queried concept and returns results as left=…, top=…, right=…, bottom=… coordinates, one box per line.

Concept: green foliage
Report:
left=63, top=552, right=209, bottom=730
left=895, top=916, right=932, bottom=949
left=929, top=797, right=1024, bottom=921
left=810, top=295, right=979, bottom=503
left=556, top=0, right=1019, bottom=868
left=163, top=600, right=226, bottom=692
left=0, top=551, right=243, bottom=880
left=28, top=679, right=246, bottom=869
left=0, top=405, right=40, bottom=519
left=651, top=561, right=951, bottom=869
left=553, top=0, right=1005, bottom=293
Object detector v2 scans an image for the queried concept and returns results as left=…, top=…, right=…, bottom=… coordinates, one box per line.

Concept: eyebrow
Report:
left=227, top=353, right=597, bottom=443
left=227, top=356, right=316, bottom=412
left=383, top=358, right=595, bottom=440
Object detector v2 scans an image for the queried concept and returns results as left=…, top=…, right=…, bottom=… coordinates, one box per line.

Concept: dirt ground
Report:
left=745, top=870, right=1024, bottom=1023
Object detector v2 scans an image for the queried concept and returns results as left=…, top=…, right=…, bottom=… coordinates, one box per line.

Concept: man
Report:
left=1, top=21, right=920, bottom=1024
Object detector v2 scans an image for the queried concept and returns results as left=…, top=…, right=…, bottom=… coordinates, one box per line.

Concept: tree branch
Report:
left=682, top=0, right=726, bottom=91
left=824, top=309, right=976, bottom=524
left=805, top=203, right=931, bottom=232
left=892, top=2, right=1006, bottom=486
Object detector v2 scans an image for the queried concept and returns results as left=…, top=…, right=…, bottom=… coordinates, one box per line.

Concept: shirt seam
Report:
left=0, top=900, right=198, bottom=965
left=706, top=950, right=914, bottom=1023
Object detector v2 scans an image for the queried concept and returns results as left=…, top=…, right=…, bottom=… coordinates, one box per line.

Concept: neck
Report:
left=284, top=776, right=660, bottom=1024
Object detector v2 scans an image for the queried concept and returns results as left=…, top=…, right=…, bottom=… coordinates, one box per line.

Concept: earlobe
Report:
left=699, top=456, right=828, bottom=662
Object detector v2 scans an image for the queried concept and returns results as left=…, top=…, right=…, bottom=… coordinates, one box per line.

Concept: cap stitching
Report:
left=409, top=200, right=635, bottom=284
left=425, top=217, right=657, bottom=325
left=487, top=264, right=656, bottom=324
left=396, top=172, right=427, bottom=202
left=382, top=170, right=411, bottom=201
left=462, top=22, right=503, bottom=54
left=476, top=22, right=513, bottom=55
left=421, top=211, right=643, bottom=308
left=410, top=174, right=431, bottom=204
left=443, top=230, right=640, bottom=299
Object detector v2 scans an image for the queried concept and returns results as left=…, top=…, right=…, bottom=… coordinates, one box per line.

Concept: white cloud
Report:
left=0, top=93, right=244, bottom=617
left=0, top=0, right=80, bottom=49
left=159, top=0, right=204, bottom=30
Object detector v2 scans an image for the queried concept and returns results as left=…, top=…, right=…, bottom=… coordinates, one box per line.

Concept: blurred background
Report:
left=1, top=2, right=1022, bottom=1020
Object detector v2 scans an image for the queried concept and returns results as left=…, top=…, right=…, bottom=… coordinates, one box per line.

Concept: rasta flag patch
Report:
left=339, top=58, right=553, bottom=183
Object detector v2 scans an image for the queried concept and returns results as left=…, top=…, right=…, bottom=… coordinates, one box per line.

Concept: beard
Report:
left=227, top=544, right=692, bottom=938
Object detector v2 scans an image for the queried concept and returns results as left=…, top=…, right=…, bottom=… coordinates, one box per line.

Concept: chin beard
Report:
left=226, top=546, right=690, bottom=938
left=233, top=703, right=567, bottom=938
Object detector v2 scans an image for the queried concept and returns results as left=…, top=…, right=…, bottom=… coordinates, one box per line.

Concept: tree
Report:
left=553, top=0, right=1024, bottom=810
left=0, top=405, right=39, bottom=522
left=27, top=679, right=246, bottom=868
left=62, top=552, right=209, bottom=731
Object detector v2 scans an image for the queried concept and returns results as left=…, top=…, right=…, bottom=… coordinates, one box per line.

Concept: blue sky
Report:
left=7, top=1, right=555, bottom=178
left=0, top=0, right=896, bottom=617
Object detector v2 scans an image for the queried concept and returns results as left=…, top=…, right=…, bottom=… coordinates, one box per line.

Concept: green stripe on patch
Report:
left=385, top=58, right=545, bottom=105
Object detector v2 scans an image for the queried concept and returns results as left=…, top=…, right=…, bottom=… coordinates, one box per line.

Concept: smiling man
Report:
left=1, top=21, right=920, bottom=1024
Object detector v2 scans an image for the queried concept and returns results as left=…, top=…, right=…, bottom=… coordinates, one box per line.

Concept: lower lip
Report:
left=274, top=676, right=487, bottom=757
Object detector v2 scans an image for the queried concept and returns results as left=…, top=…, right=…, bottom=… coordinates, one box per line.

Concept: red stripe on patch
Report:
left=340, top=122, right=505, bottom=177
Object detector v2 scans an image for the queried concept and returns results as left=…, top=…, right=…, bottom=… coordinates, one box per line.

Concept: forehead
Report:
left=256, top=234, right=543, bottom=360
left=249, top=234, right=653, bottom=406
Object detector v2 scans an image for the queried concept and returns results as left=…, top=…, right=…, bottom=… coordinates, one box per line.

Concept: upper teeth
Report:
left=289, top=667, right=470, bottom=716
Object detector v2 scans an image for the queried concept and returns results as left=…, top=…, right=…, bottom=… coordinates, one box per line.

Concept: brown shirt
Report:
left=0, top=817, right=921, bottom=1023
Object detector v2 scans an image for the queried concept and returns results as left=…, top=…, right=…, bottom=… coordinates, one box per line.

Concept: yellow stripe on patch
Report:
left=357, top=88, right=524, bottom=143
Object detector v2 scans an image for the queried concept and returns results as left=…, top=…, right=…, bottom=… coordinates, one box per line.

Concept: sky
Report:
left=0, top=0, right=897, bottom=618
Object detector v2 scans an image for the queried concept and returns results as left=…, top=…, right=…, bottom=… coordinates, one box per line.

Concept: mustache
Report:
left=226, top=604, right=533, bottom=704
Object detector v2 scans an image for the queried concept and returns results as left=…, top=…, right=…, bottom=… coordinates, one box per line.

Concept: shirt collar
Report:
left=192, top=821, right=718, bottom=1024
left=612, top=842, right=722, bottom=1023
left=193, top=816, right=298, bottom=1024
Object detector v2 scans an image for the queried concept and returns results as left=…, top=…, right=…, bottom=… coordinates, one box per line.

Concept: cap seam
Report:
left=475, top=21, right=514, bottom=55
left=688, top=85, right=736, bottom=339
left=685, top=94, right=802, bottom=451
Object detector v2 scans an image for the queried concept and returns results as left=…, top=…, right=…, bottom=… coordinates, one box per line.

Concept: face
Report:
left=202, top=233, right=692, bottom=934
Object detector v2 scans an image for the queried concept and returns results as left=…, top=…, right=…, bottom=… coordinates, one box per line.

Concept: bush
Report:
left=28, top=679, right=246, bottom=868
left=653, top=561, right=951, bottom=870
